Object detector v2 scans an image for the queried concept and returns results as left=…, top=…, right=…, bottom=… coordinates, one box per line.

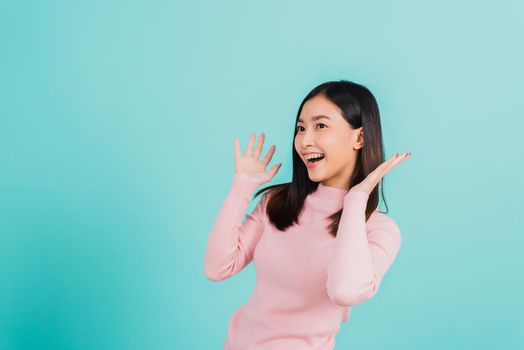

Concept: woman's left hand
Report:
left=350, top=152, right=411, bottom=195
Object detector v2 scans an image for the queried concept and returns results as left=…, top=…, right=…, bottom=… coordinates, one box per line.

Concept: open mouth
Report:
left=306, top=154, right=325, bottom=164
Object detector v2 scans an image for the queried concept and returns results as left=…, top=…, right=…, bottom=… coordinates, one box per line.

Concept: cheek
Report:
left=294, top=134, right=303, bottom=146
left=325, top=143, right=352, bottom=162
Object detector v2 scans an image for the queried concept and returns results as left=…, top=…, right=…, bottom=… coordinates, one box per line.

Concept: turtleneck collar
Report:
left=308, top=182, right=348, bottom=211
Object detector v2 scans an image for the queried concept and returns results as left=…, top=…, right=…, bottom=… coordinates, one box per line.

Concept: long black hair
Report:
left=254, top=80, right=389, bottom=237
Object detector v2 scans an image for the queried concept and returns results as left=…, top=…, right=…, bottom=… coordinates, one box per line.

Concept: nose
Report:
left=300, top=128, right=316, bottom=149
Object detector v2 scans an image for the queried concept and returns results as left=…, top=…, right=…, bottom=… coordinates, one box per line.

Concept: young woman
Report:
left=204, top=80, right=410, bottom=350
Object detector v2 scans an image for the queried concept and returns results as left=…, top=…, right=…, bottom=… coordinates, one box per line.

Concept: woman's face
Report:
left=294, top=94, right=363, bottom=190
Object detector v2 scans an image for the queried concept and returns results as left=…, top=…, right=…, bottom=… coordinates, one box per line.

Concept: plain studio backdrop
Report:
left=0, top=0, right=522, bottom=349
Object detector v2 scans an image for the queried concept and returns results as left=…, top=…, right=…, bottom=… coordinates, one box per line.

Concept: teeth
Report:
left=305, top=153, right=324, bottom=160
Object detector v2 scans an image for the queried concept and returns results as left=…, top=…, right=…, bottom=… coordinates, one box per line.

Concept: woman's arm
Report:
left=325, top=188, right=402, bottom=307
left=203, top=174, right=268, bottom=282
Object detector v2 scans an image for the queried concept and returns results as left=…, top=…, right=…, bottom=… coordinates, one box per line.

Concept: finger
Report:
left=370, top=153, right=397, bottom=177
left=382, top=152, right=410, bottom=176
left=367, top=153, right=400, bottom=181
left=262, top=144, right=276, bottom=166
left=266, top=162, right=282, bottom=179
left=253, top=132, right=265, bottom=159
left=245, top=132, right=256, bottom=156
left=383, top=152, right=400, bottom=170
left=234, top=137, right=241, bottom=160
left=392, top=152, right=411, bottom=168
left=390, top=152, right=411, bottom=166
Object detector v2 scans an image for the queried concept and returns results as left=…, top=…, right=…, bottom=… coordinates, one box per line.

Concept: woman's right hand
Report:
left=234, top=132, right=282, bottom=187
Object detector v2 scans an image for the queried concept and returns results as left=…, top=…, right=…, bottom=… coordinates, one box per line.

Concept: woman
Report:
left=204, top=80, right=411, bottom=350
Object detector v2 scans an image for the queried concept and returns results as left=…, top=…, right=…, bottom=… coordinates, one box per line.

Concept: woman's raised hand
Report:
left=351, top=151, right=412, bottom=195
left=234, top=132, right=282, bottom=187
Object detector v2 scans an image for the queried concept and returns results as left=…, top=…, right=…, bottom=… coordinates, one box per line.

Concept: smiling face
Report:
left=294, top=94, right=363, bottom=190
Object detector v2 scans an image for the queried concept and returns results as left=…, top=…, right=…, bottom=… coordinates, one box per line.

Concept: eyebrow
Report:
left=297, top=115, right=331, bottom=123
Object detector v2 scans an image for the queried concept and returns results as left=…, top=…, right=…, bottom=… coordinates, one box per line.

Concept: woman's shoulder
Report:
left=369, top=209, right=395, bottom=223
left=367, top=209, right=401, bottom=238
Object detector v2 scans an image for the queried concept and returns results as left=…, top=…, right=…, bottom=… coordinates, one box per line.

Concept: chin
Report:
left=307, top=172, right=325, bottom=182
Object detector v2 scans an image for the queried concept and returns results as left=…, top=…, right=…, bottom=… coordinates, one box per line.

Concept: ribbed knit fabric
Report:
left=204, top=174, right=402, bottom=350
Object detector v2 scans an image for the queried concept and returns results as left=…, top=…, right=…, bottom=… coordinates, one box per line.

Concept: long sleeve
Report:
left=325, top=188, right=401, bottom=307
left=203, top=174, right=268, bottom=282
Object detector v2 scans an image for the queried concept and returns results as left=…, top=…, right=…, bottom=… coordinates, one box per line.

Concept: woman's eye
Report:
left=296, top=124, right=326, bottom=132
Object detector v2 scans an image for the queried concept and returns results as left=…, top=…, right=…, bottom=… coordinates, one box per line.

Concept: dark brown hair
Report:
left=254, top=80, right=389, bottom=237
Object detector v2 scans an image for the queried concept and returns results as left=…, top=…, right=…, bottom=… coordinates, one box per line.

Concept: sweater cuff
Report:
left=344, top=188, right=370, bottom=210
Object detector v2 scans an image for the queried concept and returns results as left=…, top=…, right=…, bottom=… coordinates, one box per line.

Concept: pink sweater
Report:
left=204, top=174, right=402, bottom=350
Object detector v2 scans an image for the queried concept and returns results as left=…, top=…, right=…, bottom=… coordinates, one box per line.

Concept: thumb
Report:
left=267, top=163, right=282, bottom=179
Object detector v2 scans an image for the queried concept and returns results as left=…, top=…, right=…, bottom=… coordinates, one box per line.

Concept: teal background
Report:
left=1, top=0, right=523, bottom=349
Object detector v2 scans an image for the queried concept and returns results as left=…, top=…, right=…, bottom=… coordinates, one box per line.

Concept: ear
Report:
left=353, top=127, right=364, bottom=150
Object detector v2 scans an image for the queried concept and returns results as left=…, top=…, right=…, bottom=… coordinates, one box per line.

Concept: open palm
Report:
left=352, top=151, right=412, bottom=194
left=234, top=132, right=282, bottom=187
